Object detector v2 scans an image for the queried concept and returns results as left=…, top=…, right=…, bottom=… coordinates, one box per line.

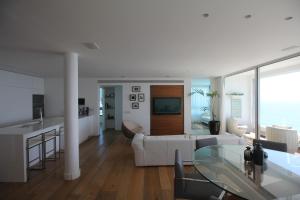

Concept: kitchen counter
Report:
left=0, top=117, right=64, bottom=136
left=0, top=115, right=94, bottom=182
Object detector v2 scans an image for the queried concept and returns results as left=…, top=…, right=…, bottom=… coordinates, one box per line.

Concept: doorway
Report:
left=99, top=86, right=123, bottom=133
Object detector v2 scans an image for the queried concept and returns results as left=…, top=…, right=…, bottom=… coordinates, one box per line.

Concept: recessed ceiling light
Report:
left=202, top=13, right=209, bottom=18
left=82, top=42, right=100, bottom=50
left=244, top=14, right=252, bottom=19
left=285, top=16, right=293, bottom=21
left=281, top=45, right=300, bottom=51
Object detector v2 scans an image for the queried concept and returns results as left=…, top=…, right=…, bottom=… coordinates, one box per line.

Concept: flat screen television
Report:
left=78, top=98, right=85, bottom=106
left=152, top=97, right=181, bottom=115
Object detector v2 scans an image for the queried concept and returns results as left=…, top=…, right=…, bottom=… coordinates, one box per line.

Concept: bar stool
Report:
left=43, top=129, right=57, bottom=161
left=58, top=126, right=64, bottom=157
left=26, top=133, right=45, bottom=181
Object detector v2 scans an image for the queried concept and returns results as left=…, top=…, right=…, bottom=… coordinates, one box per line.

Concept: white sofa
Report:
left=266, top=126, right=299, bottom=153
left=131, top=133, right=244, bottom=166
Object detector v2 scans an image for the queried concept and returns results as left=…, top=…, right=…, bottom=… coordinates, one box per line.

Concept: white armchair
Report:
left=227, top=118, right=248, bottom=137
left=266, top=126, right=299, bottom=153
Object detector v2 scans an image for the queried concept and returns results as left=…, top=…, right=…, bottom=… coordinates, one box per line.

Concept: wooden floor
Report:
left=0, top=130, right=177, bottom=200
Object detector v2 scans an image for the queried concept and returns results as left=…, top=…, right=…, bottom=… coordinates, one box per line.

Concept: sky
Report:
left=260, top=72, right=300, bottom=103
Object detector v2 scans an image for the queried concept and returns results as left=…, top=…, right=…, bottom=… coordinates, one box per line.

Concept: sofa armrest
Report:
left=131, top=133, right=145, bottom=166
left=132, top=133, right=144, bottom=150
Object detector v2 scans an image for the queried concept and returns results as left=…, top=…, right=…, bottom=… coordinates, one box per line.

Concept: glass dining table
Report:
left=193, top=145, right=300, bottom=200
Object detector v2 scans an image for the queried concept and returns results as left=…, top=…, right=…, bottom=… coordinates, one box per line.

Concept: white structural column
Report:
left=64, top=52, right=80, bottom=180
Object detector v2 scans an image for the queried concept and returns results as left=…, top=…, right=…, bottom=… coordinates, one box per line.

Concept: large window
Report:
left=225, top=55, right=300, bottom=153
left=259, top=57, right=300, bottom=153
left=191, top=79, right=211, bottom=129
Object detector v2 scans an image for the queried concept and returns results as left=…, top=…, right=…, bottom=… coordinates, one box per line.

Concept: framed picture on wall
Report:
left=132, top=102, right=139, bottom=109
left=132, top=86, right=141, bottom=92
left=138, top=93, right=145, bottom=102
left=129, top=94, right=136, bottom=101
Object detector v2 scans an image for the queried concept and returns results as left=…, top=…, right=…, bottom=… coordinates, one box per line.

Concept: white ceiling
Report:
left=0, top=0, right=300, bottom=78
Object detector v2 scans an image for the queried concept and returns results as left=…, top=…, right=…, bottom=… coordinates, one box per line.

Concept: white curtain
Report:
left=211, top=77, right=226, bottom=133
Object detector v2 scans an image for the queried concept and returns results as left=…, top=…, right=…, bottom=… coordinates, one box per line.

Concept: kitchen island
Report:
left=0, top=115, right=94, bottom=182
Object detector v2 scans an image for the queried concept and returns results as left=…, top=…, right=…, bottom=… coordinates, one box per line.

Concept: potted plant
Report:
left=206, top=90, right=220, bottom=135
left=189, top=89, right=220, bottom=135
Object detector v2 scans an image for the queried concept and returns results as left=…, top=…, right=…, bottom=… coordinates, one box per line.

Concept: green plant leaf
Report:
left=189, top=88, right=204, bottom=96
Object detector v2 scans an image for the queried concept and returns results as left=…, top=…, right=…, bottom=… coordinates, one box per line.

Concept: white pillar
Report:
left=64, top=52, right=80, bottom=180
left=184, top=79, right=192, bottom=134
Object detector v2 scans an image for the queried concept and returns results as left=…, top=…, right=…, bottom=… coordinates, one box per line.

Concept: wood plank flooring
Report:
left=2, top=129, right=287, bottom=200
left=0, top=130, right=177, bottom=200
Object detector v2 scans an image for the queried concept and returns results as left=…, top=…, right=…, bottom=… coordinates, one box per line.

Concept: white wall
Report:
left=44, top=78, right=64, bottom=117
left=44, top=77, right=100, bottom=135
left=0, top=70, right=44, bottom=125
left=45, top=78, right=192, bottom=135
left=121, top=83, right=151, bottom=134
left=78, top=78, right=99, bottom=135
left=224, top=73, right=254, bottom=129
left=114, top=86, right=122, bottom=130
left=100, top=79, right=192, bottom=135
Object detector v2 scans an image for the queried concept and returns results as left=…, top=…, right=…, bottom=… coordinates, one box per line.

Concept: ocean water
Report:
left=260, top=101, right=300, bottom=132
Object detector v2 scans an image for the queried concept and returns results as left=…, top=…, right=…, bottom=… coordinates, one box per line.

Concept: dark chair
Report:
left=174, top=149, right=224, bottom=200
left=196, top=137, right=218, bottom=150
left=253, top=139, right=287, bottom=152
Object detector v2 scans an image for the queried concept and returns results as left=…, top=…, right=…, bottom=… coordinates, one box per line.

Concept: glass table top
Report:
left=193, top=145, right=300, bottom=200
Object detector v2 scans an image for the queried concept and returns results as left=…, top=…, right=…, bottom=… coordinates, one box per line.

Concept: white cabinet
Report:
left=60, top=115, right=94, bottom=149
left=79, top=115, right=93, bottom=144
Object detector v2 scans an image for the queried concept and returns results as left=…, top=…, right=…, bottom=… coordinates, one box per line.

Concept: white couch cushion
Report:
left=166, top=139, right=195, bottom=164
left=143, top=135, right=195, bottom=166
left=227, top=118, right=247, bottom=137
left=266, top=126, right=298, bottom=153
left=144, top=138, right=168, bottom=166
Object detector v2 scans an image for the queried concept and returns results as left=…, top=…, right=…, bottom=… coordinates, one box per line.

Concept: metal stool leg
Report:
left=44, top=129, right=57, bottom=161
left=26, top=133, right=45, bottom=181
left=26, top=139, right=30, bottom=181
left=42, top=133, right=46, bottom=168
left=54, top=134, right=57, bottom=160
left=58, top=131, right=60, bottom=159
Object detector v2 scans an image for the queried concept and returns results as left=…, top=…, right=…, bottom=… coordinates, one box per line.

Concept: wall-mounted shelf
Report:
left=105, top=93, right=115, bottom=98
